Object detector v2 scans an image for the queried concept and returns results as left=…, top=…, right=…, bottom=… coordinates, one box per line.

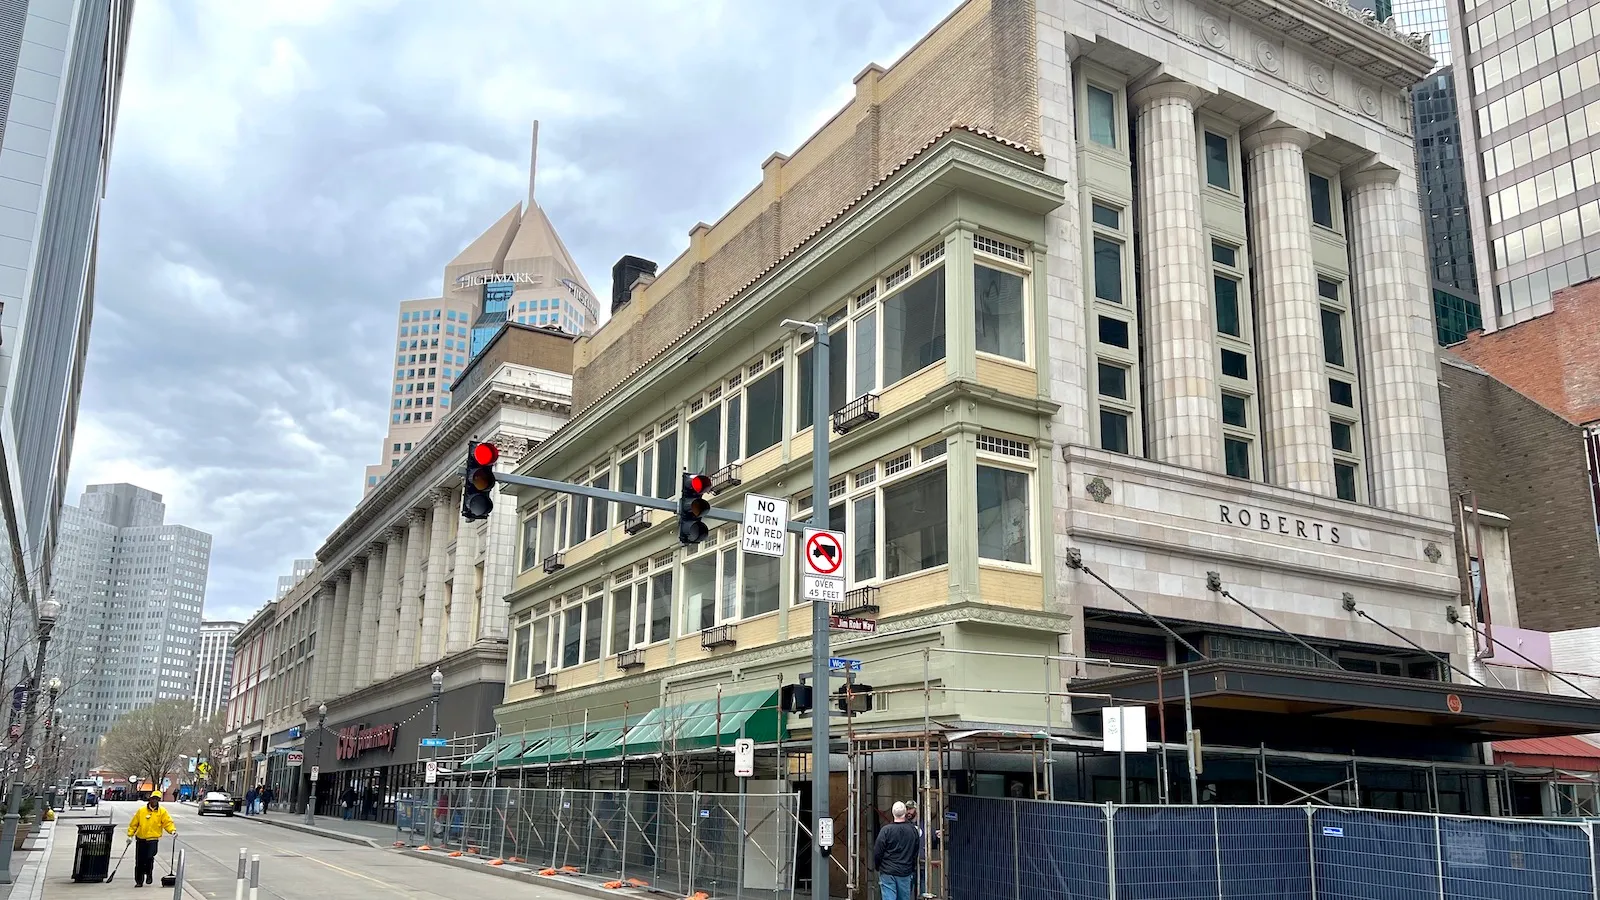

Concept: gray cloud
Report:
left=67, top=0, right=952, bottom=621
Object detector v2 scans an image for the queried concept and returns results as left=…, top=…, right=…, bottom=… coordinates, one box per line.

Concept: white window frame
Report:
left=679, top=528, right=782, bottom=633
left=974, top=433, right=1038, bottom=570
left=972, top=233, right=1034, bottom=365
left=1088, top=196, right=1140, bottom=456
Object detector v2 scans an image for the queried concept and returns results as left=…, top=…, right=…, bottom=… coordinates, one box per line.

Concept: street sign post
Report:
left=733, top=738, right=754, bottom=778
left=419, top=737, right=448, bottom=748
left=802, top=529, right=846, bottom=577
left=309, top=766, right=319, bottom=780
left=424, top=761, right=438, bottom=784
left=741, top=495, right=788, bottom=557
left=828, top=657, right=863, bottom=673
left=802, top=574, right=844, bottom=604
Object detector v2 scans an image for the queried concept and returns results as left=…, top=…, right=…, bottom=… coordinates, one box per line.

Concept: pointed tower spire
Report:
left=528, top=120, right=539, bottom=208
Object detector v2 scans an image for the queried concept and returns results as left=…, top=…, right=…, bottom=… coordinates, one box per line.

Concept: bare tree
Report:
left=98, top=701, right=196, bottom=794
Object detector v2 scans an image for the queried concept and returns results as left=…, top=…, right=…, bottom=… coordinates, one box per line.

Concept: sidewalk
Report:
left=0, top=818, right=57, bottom=900
left=39, top=812, right=203, bottom=900
left=228, top=811, right=394, bottom=848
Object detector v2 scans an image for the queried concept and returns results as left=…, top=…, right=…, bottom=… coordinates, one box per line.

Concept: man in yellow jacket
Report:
left=126, top=793, right=176, bottom=887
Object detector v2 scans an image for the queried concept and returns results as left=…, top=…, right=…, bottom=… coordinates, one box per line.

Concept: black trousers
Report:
left=134, top=838, right=160, bottom=885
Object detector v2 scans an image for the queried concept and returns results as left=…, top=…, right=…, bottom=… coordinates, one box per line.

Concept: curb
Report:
left=398, top=849, right=655, bottom=900
left=230, top=816, right=382, bottom=849
left=15, top=821, right=56, bottom=900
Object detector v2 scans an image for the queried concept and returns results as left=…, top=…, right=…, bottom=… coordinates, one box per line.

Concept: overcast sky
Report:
left=64, top=0, right=952, bottom=623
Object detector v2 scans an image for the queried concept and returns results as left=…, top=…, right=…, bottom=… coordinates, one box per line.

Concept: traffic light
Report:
left=781, top=683, right=814, bottom=714
left=836, top=683, right=873, bottom=716
left=679, top=472, right=712, bottom=544
left=462, top=441, right=499, bottom=520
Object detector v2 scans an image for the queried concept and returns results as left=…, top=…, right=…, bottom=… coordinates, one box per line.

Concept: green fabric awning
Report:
left=467, top=689, right=784, bottom=772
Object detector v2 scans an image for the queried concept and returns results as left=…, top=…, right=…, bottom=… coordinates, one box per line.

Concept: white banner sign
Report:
left=1101, top=706, right=1148, bottom=753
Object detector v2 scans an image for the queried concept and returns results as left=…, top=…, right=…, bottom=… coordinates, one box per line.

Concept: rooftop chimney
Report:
left=611, top=256, right=658, bottom=315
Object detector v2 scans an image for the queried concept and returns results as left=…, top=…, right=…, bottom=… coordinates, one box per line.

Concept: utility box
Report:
left=71, top=823, right=114, bottom=882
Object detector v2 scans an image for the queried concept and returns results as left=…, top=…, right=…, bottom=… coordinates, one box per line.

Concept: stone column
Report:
left=396, top=510, right=427, bottom=672
left=317, top=575, right=348, bottom=702
left=421, top=489, right=452, bottom=662
left=1134, top=79, right=1223, bottom=471
left=338, top=556, right=367, bottom=696
left=1243, top=124, right=1335, bottom=494
left=1345, top=166, right=1452, bottom=520
left=447, top=517, right=478, bottom=652
left=354, top=544, right=384, bottom=689
left=374, top=526, right=405, bottom=683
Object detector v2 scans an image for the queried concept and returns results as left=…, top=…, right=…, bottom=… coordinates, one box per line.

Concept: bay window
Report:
left=882, top=262, right=947, bottom=384
left=696, top=350, right=787, bottom=468
left=609, top=557, right=675, bottom=654
left=529, top=586, right=606, bottom=674
left=883, top=466, right=949, bottom=578
left=797, top=311, right=850, bottom=432
left=973, top=236, right=1028, bottom=362
left=682, top=529, right=783, bottom=633
left=797, top=440, right=951, bottom=588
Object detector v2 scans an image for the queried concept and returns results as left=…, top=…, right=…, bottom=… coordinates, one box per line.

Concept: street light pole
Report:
left=38, top=679, right=58, bottom=812
left=304, top=704, right=326, bottom=825
left=0, top=598, right=59, bottom=884
left=430, top=669, right=442, bottom=738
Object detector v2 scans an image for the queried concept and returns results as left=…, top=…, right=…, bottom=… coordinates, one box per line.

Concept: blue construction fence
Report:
left=946, top=795, right=1600, bottom=900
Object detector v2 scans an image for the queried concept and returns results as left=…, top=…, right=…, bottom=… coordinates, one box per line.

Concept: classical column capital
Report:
left=385, top=525, right=407, bottom=542
left=335, top=569, right=352, bottom=585
left=366, top=541, right=386, bottom=557
left=1343, top=164, right=1401, bottom=191
left=1131, top=76, right=1209, bottom=109
left=406, top=508, right=429, bottom=527
left=430, top=487, right=454, bottom=508
left=1241, top=121, right=1316, bottom=154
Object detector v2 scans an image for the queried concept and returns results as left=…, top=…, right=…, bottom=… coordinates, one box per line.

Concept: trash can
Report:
left=232, top=797, right=244, bottom=813
left=71, top=823, right=115, bottom=883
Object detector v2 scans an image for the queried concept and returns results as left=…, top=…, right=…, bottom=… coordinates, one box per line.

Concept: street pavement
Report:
left=42, top=802, right=583, bottom=900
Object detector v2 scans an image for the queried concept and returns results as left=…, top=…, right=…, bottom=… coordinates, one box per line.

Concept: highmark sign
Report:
left=336, top=723, right=398, bottom=761
left=454, top=270, right=544, bottom=290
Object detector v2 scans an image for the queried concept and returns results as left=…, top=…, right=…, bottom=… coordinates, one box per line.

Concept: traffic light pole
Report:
left=804, top=319, right=832, bottom=900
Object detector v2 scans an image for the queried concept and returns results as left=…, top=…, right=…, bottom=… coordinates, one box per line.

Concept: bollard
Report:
left=171, top=849, right=186, bottom=900
left=234, top=848, right=247, bottom=900
left=248, top=854, right=260, bottom=900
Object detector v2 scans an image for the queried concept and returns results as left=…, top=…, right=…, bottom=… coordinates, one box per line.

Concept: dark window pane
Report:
left=1331, top=419, right=1354, bottom=453
left=883, top=467, right=949, bottom=579
left=882, top=268, right=947, bottom=384
left=1335, top=462, right=1359, bottom=501
left=1099, top=409, right=1130, bottom=454
left=1088, top=86, right=1117, bottom=147
left=1093, top=237, right=1123, bottom=303
left=1092, top=203, right=1120, bottom=228
left=1309, top=174, right=1334, bottom=228
left=1204, top=132, right=1231, bottom=189
left=975, top=264, right=1026, bottom=360
left=1221, top=349, right=1249, bottom=379
left=1215, top=275, right=1241, bottom=336
left=1321, top=308, right=1346, bottom=367
left=1212, top=242, right=1237, bottom=267
left=1098, top=316, right=1129, bottom=347
left=1318, top=278, right=1340, bottom=301
left=745, top=368, right=784, bottom=455
left=1097, top=362, right=1128, bottom=400
left=1222, top=393, right=1249, bottom=428
left=1329, top=379, right=1354, bottom=407
left=1225, top=438, right=1251, bottom=479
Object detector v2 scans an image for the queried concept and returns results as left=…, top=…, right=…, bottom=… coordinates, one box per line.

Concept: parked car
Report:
left=198, top=791, right=235, bottom=816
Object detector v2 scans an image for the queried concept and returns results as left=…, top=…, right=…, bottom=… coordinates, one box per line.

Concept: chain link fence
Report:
left=947, top=794, right=1600, bottom=900
left=396, top=786, right=799, bottom=900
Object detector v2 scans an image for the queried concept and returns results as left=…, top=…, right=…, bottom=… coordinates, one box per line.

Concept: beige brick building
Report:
left=471, top=0, right=1600, bottom=835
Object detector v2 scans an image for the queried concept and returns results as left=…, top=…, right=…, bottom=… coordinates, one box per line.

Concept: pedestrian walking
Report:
left=244, top=786, right=258, bottom=816
left=126, top=793, right=177, bottom=888
left=261, top=785, right=274, bottom=814
left=872, top=801, right=919, bottom=900
left=341, top=786, right=357, bottom=821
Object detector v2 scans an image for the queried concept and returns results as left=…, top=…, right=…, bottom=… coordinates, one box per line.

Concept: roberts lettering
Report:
left=1219, top=504, right=1342, bottom=545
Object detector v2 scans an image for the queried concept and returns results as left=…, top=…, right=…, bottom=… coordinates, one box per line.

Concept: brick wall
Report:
left=1439, top=354, right=1600, bottom=632
left=1451, top=278, right=1600, bottom=427
left=570, top=0, right=1041, bottom=412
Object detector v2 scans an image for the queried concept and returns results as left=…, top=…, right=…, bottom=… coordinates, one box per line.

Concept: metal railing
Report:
left=946, top=794, right=1600, bottom=900
left=396, top=786, right=799, bottom=900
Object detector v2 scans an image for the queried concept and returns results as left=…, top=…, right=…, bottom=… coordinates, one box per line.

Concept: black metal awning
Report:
left=1070, top=660, right=1600, bottom=740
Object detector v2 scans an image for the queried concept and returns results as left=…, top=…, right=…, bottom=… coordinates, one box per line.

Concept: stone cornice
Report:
left=518, top=131, right=1065, bottom=476
left=318, top=369, right=571, bottom=568
left=1204, top=0, right=1433, bottom=85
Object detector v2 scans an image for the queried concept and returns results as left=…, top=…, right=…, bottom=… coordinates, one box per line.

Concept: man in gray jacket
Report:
left=872, top=801, right=919, bottom=900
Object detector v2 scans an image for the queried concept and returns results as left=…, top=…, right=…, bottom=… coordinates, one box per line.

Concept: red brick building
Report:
left=1440, top=278, right=1600, bottom=632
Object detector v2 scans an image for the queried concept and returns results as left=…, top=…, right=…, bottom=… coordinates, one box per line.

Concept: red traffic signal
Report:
left=679, top=472, right=713, bottom=544
left=686, top=473, right=711, bottom=494
left=462, top=441, right=498, bottom=521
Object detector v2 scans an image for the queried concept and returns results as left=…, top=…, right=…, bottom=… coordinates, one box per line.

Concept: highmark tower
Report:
left=364, top=122, right=598, bottom=492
